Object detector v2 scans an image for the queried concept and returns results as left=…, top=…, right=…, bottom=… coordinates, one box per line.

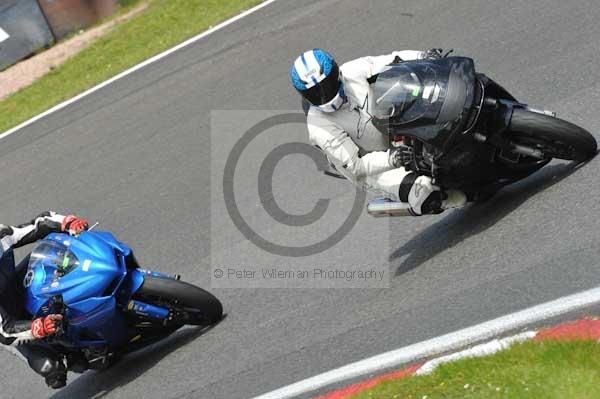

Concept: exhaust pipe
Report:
left=367, top=199, right=414, bottom=217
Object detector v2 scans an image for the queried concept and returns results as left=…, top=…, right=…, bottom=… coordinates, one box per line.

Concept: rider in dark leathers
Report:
left=0, top=211, right=88, bottom=388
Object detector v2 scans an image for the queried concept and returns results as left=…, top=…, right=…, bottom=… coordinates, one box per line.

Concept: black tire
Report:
left=137, top=276, right=223, bottom=325
left=509, top=108, right=597, bottom=161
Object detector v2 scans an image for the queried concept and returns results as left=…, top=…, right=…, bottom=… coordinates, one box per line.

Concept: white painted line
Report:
left=415, top=331, right=536, bottom=375
left=0, top=0, right=280, bottom=140
left=253, top=285, right=600, bottom=399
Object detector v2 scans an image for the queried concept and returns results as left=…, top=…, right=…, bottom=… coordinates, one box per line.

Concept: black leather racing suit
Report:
left=0, top=212, right=70, bottom=386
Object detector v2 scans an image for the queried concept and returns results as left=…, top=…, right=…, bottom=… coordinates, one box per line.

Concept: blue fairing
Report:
left=24, top=231, right=145, bottom=348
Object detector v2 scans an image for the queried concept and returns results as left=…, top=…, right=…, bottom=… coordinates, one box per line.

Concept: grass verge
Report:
left=352, top=340, right=600, bottom=399
left=0, top=0, right=263, bottom=133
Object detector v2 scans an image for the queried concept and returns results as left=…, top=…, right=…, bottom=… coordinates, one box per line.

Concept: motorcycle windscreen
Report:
left=371, top=57, right=476, bottom=148
left=28, top=240, right=80, bottom=277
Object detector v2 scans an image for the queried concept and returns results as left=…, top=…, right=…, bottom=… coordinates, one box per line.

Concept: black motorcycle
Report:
left=367, top=56, right=597, bottom=216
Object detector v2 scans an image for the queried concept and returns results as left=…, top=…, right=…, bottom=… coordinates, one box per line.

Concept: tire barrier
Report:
left=0, top=0, right=118, bottom=70
left=0, top=0, right=54, bottom=70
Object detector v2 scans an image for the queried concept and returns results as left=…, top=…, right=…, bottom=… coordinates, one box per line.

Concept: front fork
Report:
left=473, top=98, right=555, bottom=160
left=135, top=268, right=181, bottom=281
left=120, top=269, right=179, bottom=324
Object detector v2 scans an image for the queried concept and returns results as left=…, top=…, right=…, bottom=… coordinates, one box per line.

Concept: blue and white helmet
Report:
left=290, top=49, right=346, bottom=113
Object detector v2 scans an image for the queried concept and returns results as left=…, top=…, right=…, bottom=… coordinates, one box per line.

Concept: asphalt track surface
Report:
left=1, top=1, right=600, bottom=398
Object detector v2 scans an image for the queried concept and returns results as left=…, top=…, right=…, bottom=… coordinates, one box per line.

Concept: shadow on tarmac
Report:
left=49, top=316, right=226, bottom=399
left=389, top=160, right=587, bottom=277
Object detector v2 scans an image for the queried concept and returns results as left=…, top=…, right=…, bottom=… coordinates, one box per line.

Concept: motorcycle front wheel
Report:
left=135, top=276, right=223, bottom=325
left=508, top=108, right=597, bottom=162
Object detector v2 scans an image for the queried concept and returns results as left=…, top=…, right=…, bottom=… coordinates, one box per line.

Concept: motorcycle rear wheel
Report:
left=136, top=276, right=223, bottom=325
left=508, top=108, right=597, bottom=161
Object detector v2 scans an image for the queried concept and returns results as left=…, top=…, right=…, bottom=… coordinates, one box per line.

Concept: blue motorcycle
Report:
left=23, top=230, right=222, bottom=370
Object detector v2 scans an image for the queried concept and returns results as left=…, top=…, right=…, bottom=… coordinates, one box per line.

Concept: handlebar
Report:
left=50, top=295, right=68, bottom=337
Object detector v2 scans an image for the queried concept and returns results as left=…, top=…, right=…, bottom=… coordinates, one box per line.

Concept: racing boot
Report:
left=18, top=344, right=67, bottom=389
left=45, top=370, right=67, bottom=389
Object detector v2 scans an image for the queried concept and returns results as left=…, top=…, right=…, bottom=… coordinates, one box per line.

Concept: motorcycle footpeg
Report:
left=83, top=348, right=113, bottom=370
left=87, top=356, right=111, bottom=370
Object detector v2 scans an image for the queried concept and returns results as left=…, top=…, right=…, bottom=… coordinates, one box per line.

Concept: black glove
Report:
left=423, top=48, right=454, bottom=60
left=423, top=48, right=443, bottom=60
left=389, top=146, right=414, bottom=168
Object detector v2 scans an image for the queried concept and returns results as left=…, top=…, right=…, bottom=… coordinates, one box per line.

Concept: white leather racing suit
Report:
left=307, top=50, right=445, bottom=214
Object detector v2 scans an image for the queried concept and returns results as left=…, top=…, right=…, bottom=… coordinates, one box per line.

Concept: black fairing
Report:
left=372, top=57, right=477, bottom=149
left=477, top=73, right=517, bottom=102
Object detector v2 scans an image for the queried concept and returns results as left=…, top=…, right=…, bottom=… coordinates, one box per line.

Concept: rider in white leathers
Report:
left=290, top=48, right=466, bottom=215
